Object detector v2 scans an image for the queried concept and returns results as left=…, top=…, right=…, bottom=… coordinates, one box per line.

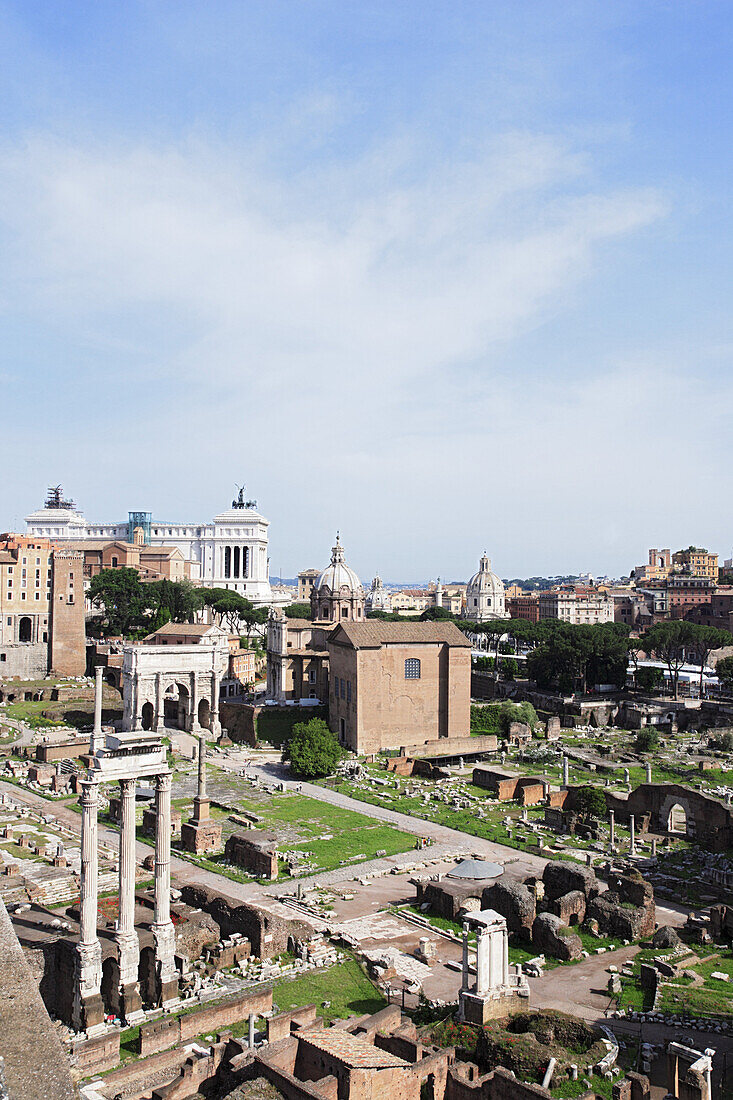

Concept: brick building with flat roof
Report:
left=0, top=535, right=86, bottom=678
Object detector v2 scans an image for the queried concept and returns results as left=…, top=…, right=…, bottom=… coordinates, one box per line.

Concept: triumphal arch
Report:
left=121, top=623, right=229, bottom=737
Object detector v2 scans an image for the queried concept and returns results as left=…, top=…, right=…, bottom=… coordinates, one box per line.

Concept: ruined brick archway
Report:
left=668, top=802, right=688, bottom=834
left=100, top=955, right=121, bottom=1018
left=138, top=945, right=157, bottom=1007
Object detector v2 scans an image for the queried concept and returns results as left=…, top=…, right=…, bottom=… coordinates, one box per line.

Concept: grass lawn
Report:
left=330, top=775, right=590, bottom=863
left=551, top=1078, right=613, bottom=1099
left=693, top=951, right=733, bottom=982
left=550, top=1076, right=613, bottom=1099
left=0, top=841, right=42, bottom=861
left=119, top=1025, right=140, bottom=1062
left=4, top=695, right=121, bottom=730
left=172, top=786, right=416, bottom=882
left=657, top=981, right=733, bottom=1020
left=272, top=957, right=385, bottom=1024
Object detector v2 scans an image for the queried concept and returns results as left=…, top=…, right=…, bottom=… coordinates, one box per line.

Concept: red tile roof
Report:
left=300, top=1029, right=410, bottom=1069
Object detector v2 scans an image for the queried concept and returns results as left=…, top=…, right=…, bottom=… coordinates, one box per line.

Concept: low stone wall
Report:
left=152, top=1042, right=227, bottom=1100
left=89, top=1044, right=196, bottom=1099
left=138, top=987, right=273, bottom=1057
left=35, top=738, right=89, bottom=763
left=386, top=756, right=451, bottom=779
left=180, top=884, right=313, bottom=957
left=220, top=702, right=258, bottom=746
left=69, top=1030, right=120, bottom=1076
left=472, top=768, right=546, bottom=805
left=400, top=734, right=498, bottom=759
left=266, top=1004, right=319, bottom=1043
left=447, top=1064, right=556, bottom=1099
left=256, top=1057, right=338, bottom=1100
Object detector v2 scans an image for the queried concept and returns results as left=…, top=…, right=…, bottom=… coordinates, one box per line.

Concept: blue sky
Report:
left=1, top=2, right=732, bottom=581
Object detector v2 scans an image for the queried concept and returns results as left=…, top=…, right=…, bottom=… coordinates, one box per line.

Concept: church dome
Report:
left=466, top=553, right=507, bottom=621
left=315, top=535, right=363, bottom=596
left=312, top=536, right=365, bottom=623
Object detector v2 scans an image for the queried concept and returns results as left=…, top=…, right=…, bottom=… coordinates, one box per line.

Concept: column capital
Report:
left=80, top=775, right=100, bottom=803
left=120, top=776, right=136, bottom=794
left=156, top=771, right=172, bottom=792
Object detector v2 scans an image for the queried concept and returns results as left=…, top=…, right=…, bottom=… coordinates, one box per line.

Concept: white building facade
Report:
left=25, top=490, right=284, bottom=608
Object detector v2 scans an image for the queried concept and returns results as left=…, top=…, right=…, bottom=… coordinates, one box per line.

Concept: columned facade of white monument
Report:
left=25, top=490, right=285, bottom=608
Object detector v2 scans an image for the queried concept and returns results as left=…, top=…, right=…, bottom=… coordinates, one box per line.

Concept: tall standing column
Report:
left=90, top=667, right=104, bottom=754
left=189, top=673, right=199, bottom=732
left=80, top=779, right=100, bottom=948
left=73, top=777, right=104, bottom=1034
left=500, top=921, right=509, bottom=988
left=461, top=925, right=470, bottom=992
left=193, top=734, right=209, bottom=821
left=116, top=777, right=143, bottom=1023
left=609, top=810, right=615, bottom=849
left=629, top=814, right=636, bottom=855
left=210, top=670, right=221, bottom=737
left=562, top=756, right=569, bottom=786
left=152, top=772, right=178, bottom=1006
left=476, top=928, right=490, bottom=995
left=155, top=672, right=165, bottom=733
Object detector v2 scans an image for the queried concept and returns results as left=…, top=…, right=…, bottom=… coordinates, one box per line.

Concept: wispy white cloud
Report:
left=0, top=130, right=674, bottom=573
left=0, top=133, right=665, bottom=379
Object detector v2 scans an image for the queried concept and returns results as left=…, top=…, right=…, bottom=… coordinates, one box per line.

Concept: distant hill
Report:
left=504, top=575, right=579, bottom=591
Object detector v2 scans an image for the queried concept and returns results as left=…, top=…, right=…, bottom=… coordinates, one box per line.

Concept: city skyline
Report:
left=2, top=3, right=733, bottom=575
left=10, top=480, right=732, bottom=586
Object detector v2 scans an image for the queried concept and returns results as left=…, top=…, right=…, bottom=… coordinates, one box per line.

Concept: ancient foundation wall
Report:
left=138, top=987, right=273, bottom=1056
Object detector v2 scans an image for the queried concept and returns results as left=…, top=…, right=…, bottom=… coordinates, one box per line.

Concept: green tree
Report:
left=200, top=588, right=256, bottom=633
left=684, top=623, right=733, bottom=697
left=146, top=579, right=203, bottom=624
left=573, top=785, right=607, bottom=819
left=284, top=718, right=345, bottom=778
left=472, top=700, right=538, bottom=735
left=636, top=665, right=665, bottom=693
left=716, top=655, right=733, bottom=688
left=635, top=728, right=660, bottom=753
left=501, top=657, right=518, bottom=681
left=525, top=622, right=629, bottom=695
left=239, top=604, right=269, bottom=643
left=643, top=620, right=698, bottom=700
left=419, top=606, right=459, bottom=621
left=283, top=602, right=312, bottom=619
left=471, top=620, right=535, bottom=682
left=87, top=568, right=147, bottom=636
